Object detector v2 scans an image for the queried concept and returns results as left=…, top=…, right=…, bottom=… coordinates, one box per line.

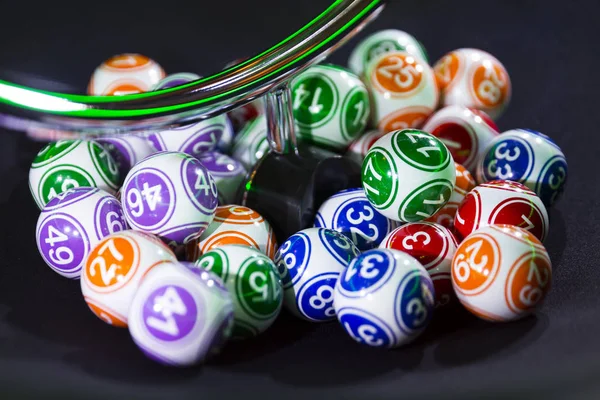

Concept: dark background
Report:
left=0, top=0, right=598, bottom=398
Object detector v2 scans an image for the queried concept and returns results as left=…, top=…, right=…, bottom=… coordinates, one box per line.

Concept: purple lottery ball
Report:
left=142, top=284, right=200, bottom=341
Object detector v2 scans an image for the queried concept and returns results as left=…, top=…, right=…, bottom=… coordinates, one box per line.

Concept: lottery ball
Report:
left=478, top=129, right=567, bottom=206
left=365, top=51, right=438, bottom=133
left=152, top=72, right=201, bottom=90
left=346, top=129, right=388, bottom=165
left=452, top=224, right=552, bottom=322
left=96, top=135, right=156, bottom=184
left=433, top=49, right=511, bottom=120
left=128, top=261, right=233, bottom=366
left=454, top=180, right=549, bottom=242
left=122, top=151, right=218, bottom=245
left=274, top=228, right=360, bottom=322
left=194, top=245, right=283, bottom=339
left=314, top=188, right=398, bottom=250
left=348, top=29, right=428, bottom=77
left=334, top=249, right=434, bottom=348
left=379, top=222, right=458, bottom=308
left=197, top=151, right=247, bottom=204
left=36, top=187, right=127, bottom=279
left=426, top=163, right=476, bottom=229
left=422, top=105, right=499, bottom=173
left=88, top=53, right=165, bottom=95
left=291, top=64, right=370, bottom=151
left=362, top=129, right=456, bottom=222
left=231, top=114, right=269, bottom=170
left=81, top=230, right=177, bottom=327
left=29, top=140, right=120, bottom=209
left=187, top=205, right=277, bottom=261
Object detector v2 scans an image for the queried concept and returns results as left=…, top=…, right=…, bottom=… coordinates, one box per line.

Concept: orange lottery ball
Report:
left=88, top=53, right=166, bottom=95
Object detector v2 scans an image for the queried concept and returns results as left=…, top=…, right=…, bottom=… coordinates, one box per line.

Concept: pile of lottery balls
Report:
left=30, top=29, right=566, bottom=367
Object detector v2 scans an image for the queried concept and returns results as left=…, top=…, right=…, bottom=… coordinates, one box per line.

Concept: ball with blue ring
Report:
left=334, top=248, right=435, bottom=348
left=274, top=227, right=360, bottom=322
left=478, top=128, right=567, bottom=206
left=314, top=187, right=400, bottom=251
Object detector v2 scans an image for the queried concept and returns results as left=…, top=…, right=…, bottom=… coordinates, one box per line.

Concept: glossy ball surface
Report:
left=315, top=188, right=398, bottom=250
left=291, top=64, right=370, bottom=151
left=88, top=53, right=165, bottom=95
left=379, top=222, right=457, bottom=308
left=433, top=48, right=511, bottom=120
left=422, top=106, right=499, bottom=173
left=274, top=228, right=360, bottom=322
left=348, top=29, right=428, bottom=77
left=426, top=162, right=476, bottom=229
left=334, top=248, right=434, bottom=348
left=122, top=151, right=218, bottom=245
left=478, top=129, right=567, bottom=206
left=81, top=230, right=178, bottom=327
left=362, top=129, right=456, bottom=222
left=365, top=51, right=438, bottom=133
left=346, top=129, right=388, bottom=165
left=152, top=72, right=201, bottom=90
left=452, top=225, right=552, bottom=321
left=231, top=115, right=269, bottom=170
left=36, top=187, right=127, bottom=278
left=29, top=140, right=120, bottom=209
left=197, top=151, right=246, bottom=204
left=454, top=180, right=549, bottom=242
left=194, top=245, right=283, bottom=339
left=187, top=205, right=277, bottom=261
left=96, top=135, right=156, bottom=184
left=128, top=261, right=233, bottom=366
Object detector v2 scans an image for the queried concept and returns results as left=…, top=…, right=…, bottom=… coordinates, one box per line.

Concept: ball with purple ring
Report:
left=96, top=135, right=156, bottom=184
left=36, top=186, right=128, bottom=278
left=122, top=151, right=218, bottom=245
left=198, top=151, right=247, bottom=204
left=128, top=261, right=234, bottom=366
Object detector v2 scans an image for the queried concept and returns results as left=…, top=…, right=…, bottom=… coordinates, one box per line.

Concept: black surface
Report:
left=0, top=0, right=598, bottom=399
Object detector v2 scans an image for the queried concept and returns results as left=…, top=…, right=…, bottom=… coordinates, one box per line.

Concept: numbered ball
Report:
left=231, top=114, right=269, bottom=170
left=88, top=53, right=165, bottom=95
left=128, top=261, right=233, bottom=366
left=96, top=135, right=156, bottom=184
left=122, top=151, right=218, bottom=245
left=36, top=187, right=127, bottom=279
left=365, top=51, right=438, bottom=133
left=379, top=222, right=458, bottom=308
left=433, top=49, right=511, bottom=120
left=315, top=188, right=397, bottom=250
left=81, top=230, right=178, bottom=327
left=291, top=64, right=370, bottom=151
left=454, top=180, right=549, bottom=242
left=152, top=72, right=201, bottom=90
left=426, top=163, right=476, bottom=229
left=187, top=205, right=277, bottom=261
left=452, top=225, right=552, bottom=321
left=197, top=151, right=246, bottom=204
left=334, top=249, right=434, bottom=347
left=346, top=129, right=388, bottom=165
left=194, top=245, right=283, bottom=339
left=275, top=228, right=360, bottom=322
left=422, top=106, right=499, bottom=173
left=349, top=29, right=428, bottom=78
left=362, top=129, right=456, bottom=222
left=29, top=140, right=120, bottom=209
left=478, top=129, right=567, bottom=206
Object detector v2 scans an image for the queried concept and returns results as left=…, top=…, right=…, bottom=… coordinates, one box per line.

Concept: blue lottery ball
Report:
left=478, top=129, right=567, bottom=206
left=334, top=248, right=434, bottom=348
left=314, top=188, right=399, bottom=251
left=275, top=227, right=360, bottom=322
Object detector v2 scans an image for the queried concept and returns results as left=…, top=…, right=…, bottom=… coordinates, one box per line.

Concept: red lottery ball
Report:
left=454, top=180, right=549, bottom=242
left=380, top=222, right=458, bottom=308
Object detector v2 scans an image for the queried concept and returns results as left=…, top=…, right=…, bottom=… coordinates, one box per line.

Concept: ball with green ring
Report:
left=291, top=64, right=371, bottom=151
left=362, top=129, right=456, bottom=222
left=193, top=244, right=283, bottom=340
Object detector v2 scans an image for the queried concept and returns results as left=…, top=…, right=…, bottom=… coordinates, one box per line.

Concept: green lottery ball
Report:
left=193, top=244, right=283, bottom=339
left=29, top=140, right=120, bottom=209
left=348, top=29, right=428, bottom=77
left=362, top=129, right=456, bottom=222
left=291, top=64, right=370, bottom=151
